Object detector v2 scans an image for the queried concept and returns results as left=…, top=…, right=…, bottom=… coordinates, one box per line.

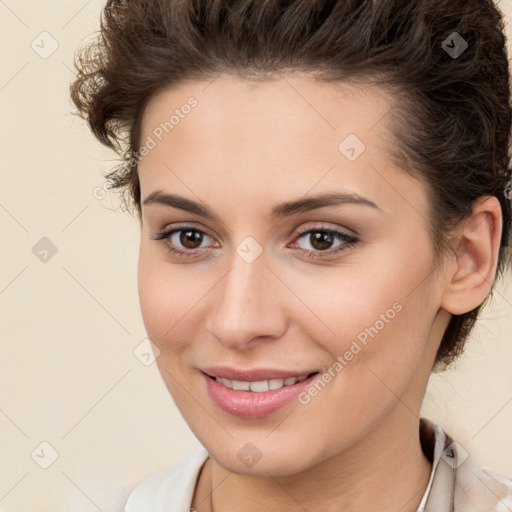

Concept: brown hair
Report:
left=70, top=0, right=512, bottom=371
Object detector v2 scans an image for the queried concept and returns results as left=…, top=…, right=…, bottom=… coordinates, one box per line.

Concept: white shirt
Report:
left=124, top=418, right=512, bottom=511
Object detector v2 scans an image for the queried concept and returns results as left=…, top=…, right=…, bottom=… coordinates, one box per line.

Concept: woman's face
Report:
left=137, top=74, right=452, bottom=476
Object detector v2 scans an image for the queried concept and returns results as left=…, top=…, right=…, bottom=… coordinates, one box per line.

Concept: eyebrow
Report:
left=142, top=190, right=381, bottom=220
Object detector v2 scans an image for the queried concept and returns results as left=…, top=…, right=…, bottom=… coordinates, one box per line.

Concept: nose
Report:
left=204, top=249, right=287, bottom=350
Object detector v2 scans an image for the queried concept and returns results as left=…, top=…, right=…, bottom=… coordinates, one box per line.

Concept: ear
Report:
left=440, top=196, right=503, bottom=315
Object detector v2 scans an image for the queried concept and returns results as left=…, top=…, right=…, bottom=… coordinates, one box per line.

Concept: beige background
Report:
left=1, top=1, right=511, bottom=510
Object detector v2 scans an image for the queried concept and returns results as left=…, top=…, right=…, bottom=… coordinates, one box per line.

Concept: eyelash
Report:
left=150, top=224, right=359, bottom=260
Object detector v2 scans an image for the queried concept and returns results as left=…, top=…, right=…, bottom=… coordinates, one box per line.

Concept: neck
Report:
left=193, top=407, right=432, bottom=512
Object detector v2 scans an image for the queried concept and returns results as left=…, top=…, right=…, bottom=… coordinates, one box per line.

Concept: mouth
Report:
left=201, top=368, right=321, bottom=418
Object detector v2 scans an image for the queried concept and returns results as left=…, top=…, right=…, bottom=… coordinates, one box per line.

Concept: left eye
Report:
left=166, top=228, right=212, bottom=250
left=151, top=227, right=215, bottom=257
left=292, top=228, right=359, bottom=257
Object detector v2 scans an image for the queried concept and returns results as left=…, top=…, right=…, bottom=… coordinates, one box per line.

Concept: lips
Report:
left=200, top=366, right=321, bottom=418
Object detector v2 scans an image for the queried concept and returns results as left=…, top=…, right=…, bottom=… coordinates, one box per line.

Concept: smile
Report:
left=213, top=373, right=310, bottom=392
left=202, top=370, right=321, bottom=418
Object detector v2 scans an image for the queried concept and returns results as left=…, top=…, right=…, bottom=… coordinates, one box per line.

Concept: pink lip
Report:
left=201, top=366, right=317, bottom=381
left=201, top=371, right=319, bottom=419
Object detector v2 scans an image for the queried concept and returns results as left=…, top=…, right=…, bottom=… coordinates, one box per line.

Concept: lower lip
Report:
left=202, top=372, right=319, bottom=418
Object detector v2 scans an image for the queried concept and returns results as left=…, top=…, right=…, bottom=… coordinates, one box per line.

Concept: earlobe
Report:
left=440, top=196, right=503, bottom=315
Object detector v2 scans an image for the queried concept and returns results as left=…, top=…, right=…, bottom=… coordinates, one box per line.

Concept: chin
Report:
left=206, top=438, right=323, bottom=477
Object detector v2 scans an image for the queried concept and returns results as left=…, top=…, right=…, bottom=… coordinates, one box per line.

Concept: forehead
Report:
left=140, top=73, right=395, bottom=153
left=137, top=74, right=425, bottom=218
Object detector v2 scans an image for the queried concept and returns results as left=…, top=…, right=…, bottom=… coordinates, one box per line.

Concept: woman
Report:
left=70, top=0, right=512, bottom=510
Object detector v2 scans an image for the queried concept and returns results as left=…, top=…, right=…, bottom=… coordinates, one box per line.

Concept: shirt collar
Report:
left=417, top=417, right=457, bottom=512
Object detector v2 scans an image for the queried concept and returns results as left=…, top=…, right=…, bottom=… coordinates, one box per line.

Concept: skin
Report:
left=136, top=74, right=502, bottom=511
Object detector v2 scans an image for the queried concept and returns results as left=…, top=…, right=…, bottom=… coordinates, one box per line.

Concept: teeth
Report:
left=215, top=374, right=310, bottom=392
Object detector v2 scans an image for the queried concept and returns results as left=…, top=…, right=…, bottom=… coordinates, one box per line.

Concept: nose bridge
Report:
left=205, top=248, right=285, bottom=347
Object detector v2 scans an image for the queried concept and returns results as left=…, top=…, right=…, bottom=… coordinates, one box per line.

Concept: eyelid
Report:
left=153, top=222, right=217, bottom=243
left=290, top=221, right=359, bottom=239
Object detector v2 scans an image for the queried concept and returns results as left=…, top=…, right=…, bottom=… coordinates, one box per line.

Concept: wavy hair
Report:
left=70, top=0, right=512, bottom=371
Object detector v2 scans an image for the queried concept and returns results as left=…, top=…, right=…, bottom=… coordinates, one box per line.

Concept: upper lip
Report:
left=201, top=366, right=318, bottom=381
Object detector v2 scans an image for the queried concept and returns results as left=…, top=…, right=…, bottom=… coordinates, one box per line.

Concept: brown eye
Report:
left=179, top=229, right=204, bottom=249
left=293, top=226, right=359, bottom=259
left=308, top=231, right=335, bottom=251
left=150, top=225, right=217, bottom=259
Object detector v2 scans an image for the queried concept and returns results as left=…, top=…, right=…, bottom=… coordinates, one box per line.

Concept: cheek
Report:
left=288, top=274, right=435, bottom=445
left=286, top=259, right=426, bottom=347
left=137, top=243, right=217, bottom=359
left=137, top=245, right=186, bottom=348
left=137, top=248, right=203, bottom=401
left=286, top=244, right=437, bottom=390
